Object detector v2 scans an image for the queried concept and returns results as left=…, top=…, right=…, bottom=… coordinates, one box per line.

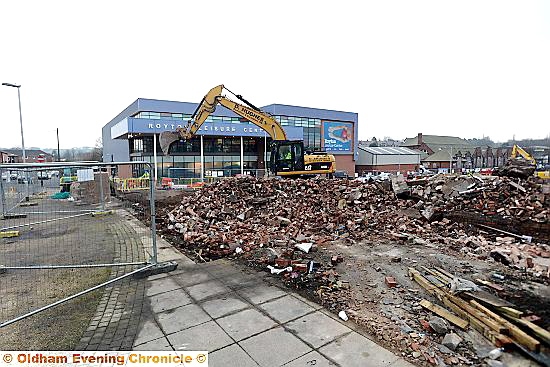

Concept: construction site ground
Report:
left=121, top=177, right=550, bottom=367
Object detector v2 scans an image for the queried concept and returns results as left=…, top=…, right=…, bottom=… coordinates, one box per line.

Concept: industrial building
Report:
left=356, top=146, right=420, bottom=174
left=102, top=98, right=358, bottom=179
left=0, top=149, right=54, bottom=163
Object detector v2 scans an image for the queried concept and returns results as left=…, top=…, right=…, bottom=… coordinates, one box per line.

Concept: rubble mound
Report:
left=409, top=174, right=548, bottom=224
left=164, top=176, right=403, bottom=256
left=493, top=157, right=536, bottom=179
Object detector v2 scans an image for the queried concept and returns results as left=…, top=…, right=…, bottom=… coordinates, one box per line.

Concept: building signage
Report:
left=323, top=121, right=353, bottom=152
left=112, top=117, right=303, bottom=140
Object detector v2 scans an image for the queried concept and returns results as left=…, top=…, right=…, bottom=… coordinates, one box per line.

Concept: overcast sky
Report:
left=1, top=1, right=549, bottom=150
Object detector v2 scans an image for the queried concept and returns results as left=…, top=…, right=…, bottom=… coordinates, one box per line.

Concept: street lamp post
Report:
left=2, top=82, right=30, bottom=201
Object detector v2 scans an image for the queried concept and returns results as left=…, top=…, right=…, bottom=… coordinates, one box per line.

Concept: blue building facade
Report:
left=102, top=98, right=358, bottom=178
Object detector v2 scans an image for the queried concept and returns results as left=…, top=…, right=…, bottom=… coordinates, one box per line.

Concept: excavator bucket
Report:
left=159, top=131, right=181, bottom=155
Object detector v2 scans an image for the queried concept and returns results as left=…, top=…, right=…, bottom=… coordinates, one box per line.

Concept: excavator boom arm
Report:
left=180, top=85, right=287, bottom=140
left=511, top=145, right=536, bottom=164
left=160, top=85, right=287, bottom=154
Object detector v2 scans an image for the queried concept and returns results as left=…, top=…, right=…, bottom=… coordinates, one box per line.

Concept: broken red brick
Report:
left=385, top=276, right=397, bottom=288
left=275, top=258, right=291, bottom=267
left=294, top=264, right=308, bottom=273
left=420, top=319, right=432, bottom=332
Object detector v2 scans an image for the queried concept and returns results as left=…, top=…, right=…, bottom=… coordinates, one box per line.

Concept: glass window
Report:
left=131, top=138, right=143, bottom=153
left=144, top=136, right=154, bottom=153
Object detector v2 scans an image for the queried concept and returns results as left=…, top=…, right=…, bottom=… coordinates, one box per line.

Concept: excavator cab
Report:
left=270, top=141, right=305, bottom=175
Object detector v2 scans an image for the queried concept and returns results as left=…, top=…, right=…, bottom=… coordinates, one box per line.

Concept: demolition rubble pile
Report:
left=159, top=175, right=550, bottom=280
left=406, top=174, right=550, bottom=277
left=408, top=174, right=548, bottom=224
left=163, top=176, right=406, bottom=254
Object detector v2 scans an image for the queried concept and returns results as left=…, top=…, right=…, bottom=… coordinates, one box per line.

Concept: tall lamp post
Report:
left=2, top=82, right=30, bottom=201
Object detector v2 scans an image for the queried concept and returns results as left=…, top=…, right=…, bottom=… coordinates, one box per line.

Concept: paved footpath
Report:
left=79, top=210, right=414, bottom=367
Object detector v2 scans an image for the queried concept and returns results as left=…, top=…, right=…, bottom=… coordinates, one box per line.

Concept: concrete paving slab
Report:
left=200, top=294, right=251, bottom=319
left=149, top=289, right=192, bottom=313
left=145, top=277, right=181, bottom=296
left=217, top=308, right=277, bottom=341
left=172, top=270, right=215, bottom=287
left=147, top=273, right=169, bottom=281
left=285, top=311, right=351, bottom=348
left=218, top=272, right=260, bottom=288
left=185, top=280, right=231, bottom=302
left=290, top=293, right=324, bottom=310
left=283, top=351, right=337, bottom=367
left=259, top=295, right=316, bottom=323
left=132, top=336, right=173, bottom=351
left=236, top=284, right=287, bottom=304
left=239, top=327, right=312, bottom=367
left=318, top=332, right=399, bottom=367
left=133, top=318, right=164, bottom=347
left=209, top=344, right=259, bottom=367
left=156, top=303, right=211, bottom=335
left=206, top=266, right=242, bottom=279
left=389, top=358, right=416, bottom=367
left=168, top=320, right=233, bottom=353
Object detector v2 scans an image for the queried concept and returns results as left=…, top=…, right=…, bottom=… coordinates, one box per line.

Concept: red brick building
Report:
left=1, top=149, right=54, bottom=163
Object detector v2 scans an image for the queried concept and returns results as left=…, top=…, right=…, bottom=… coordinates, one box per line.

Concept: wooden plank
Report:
left=420, top=299, right=468, bottom=330
left=434, top=266, right=454, bottom=279
left=462, top=290, right=513, bottom=308
left=499, top=306, right=524, bottom=318
left=472, top=301, right=541, bottom=352
left=410, top=268, right=506, bottom=334
left=475, top=278, right=505, bottom=292
left=421, top=266, right=451, bottom=283
left=504, top=315, right=550, bottom=346
left=409, top=268, right=513, bottom=347
left=470, top=300, right=509, bottom=325
left=408, top=268, right=447, bottom=298
left=443, top=296, right=506, bottom=334
left=442, top=297, right=511, bottom=347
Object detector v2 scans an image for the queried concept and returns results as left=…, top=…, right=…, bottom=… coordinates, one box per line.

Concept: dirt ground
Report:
left=0, top=193, right=137, bottom=350
left=125, top=185, right=549, bottom=367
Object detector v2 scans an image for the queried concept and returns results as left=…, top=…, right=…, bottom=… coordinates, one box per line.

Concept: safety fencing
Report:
left=0, top=161, right=157, bottom=328
left=112, top=177, right=151, bottom=192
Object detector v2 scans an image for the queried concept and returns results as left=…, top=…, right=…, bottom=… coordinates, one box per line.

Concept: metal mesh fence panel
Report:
left=0, top=162, right=156, bottom=328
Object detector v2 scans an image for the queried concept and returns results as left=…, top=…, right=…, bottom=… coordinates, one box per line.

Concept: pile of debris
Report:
left=409, top=174, right=548, bottom=224
left=409, top=267, right=550, bottom=366
left=159, top=175, right=549, bottom=279
left=162, top=176, right=407, bottom=255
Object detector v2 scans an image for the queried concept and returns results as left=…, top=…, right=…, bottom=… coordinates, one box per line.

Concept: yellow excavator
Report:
left=159, top=85, right=336, bottom=177
left=511, top=145, right=550, bottom=179
left=496, top=144, right=549, bottom=179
